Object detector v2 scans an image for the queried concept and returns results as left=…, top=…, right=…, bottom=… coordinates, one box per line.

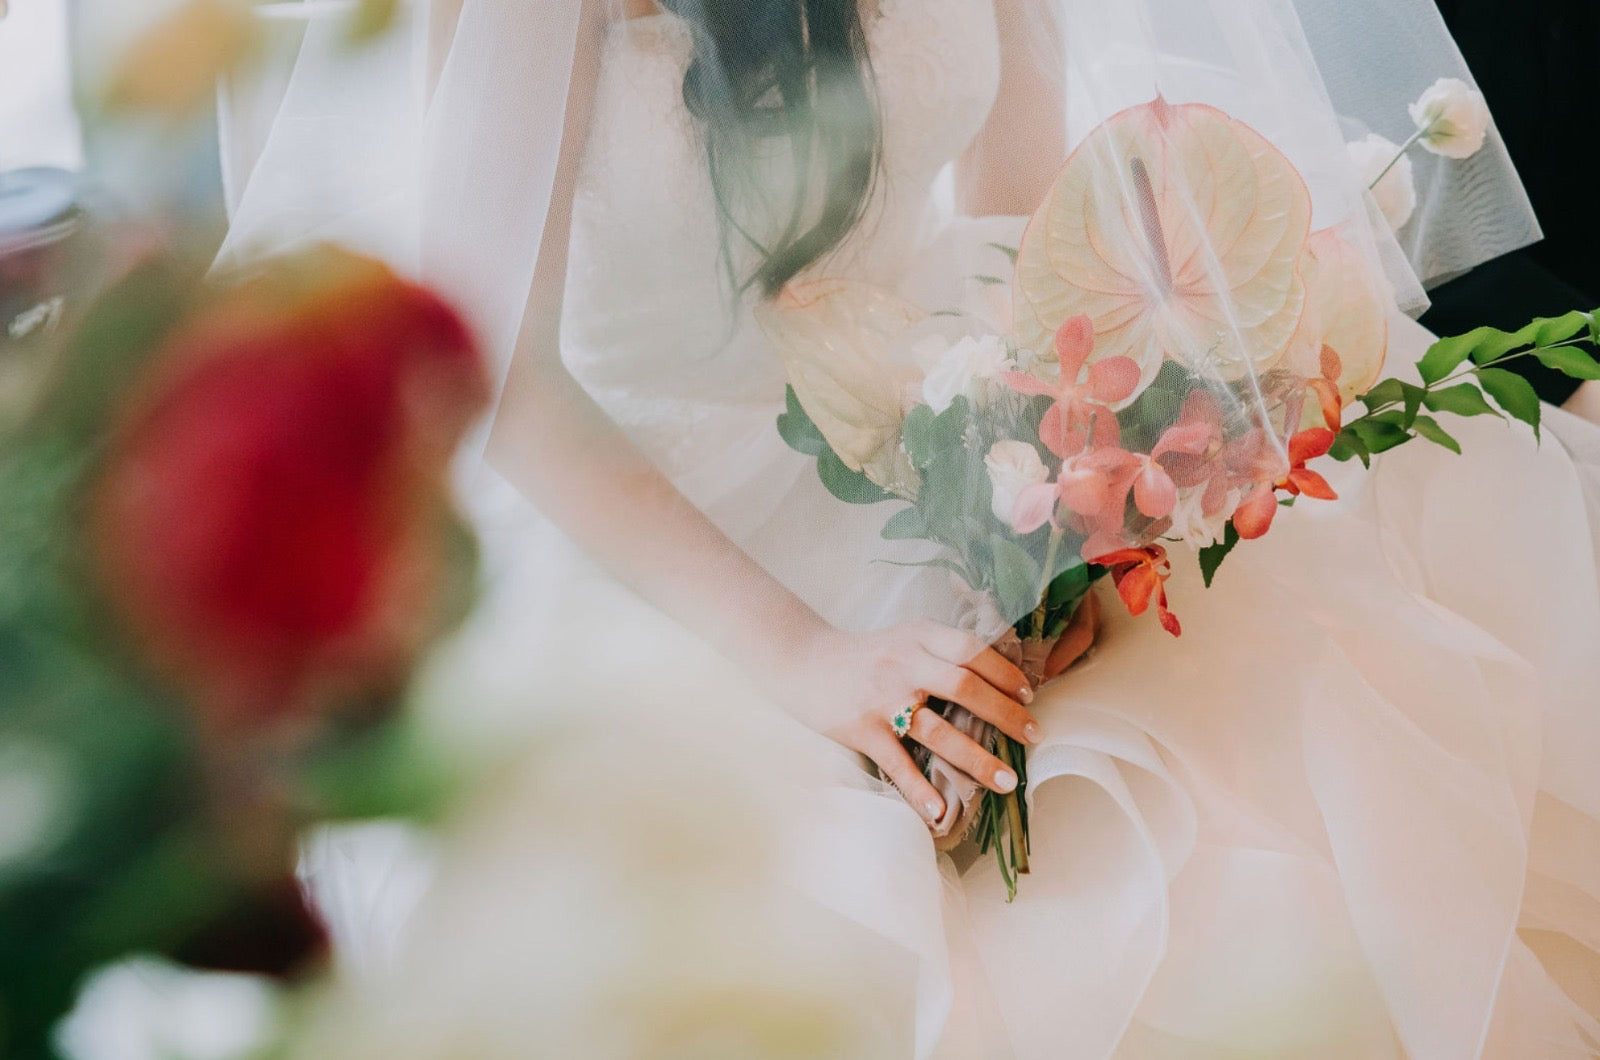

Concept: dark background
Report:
left=1424, top=0, right=1600, bottom=403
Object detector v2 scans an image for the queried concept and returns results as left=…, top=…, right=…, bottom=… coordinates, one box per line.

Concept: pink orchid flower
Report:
left=1009, top=443, right=1142, bottom=536
left=1232, top=426, right=1338, bottom=539
left=1128, top=417, right=1216, bottom=519
left=1002, top=316, right=1142, bottom=456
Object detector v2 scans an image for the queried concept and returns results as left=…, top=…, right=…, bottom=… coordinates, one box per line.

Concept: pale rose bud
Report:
left=921, top=334, right=1011, bottom=414
left=1347, top=134, right=1417, bottom=232
left=1408, top=77, right=1491, bottom=160
left=985, top=440, right=1051, bottom=529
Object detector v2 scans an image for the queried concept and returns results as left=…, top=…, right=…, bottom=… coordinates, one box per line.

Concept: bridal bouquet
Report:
left=760, top=96, right=1600, bottom=897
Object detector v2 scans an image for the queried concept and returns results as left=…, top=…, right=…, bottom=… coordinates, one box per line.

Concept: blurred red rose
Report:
left=88, top=247, right=488, bottom=726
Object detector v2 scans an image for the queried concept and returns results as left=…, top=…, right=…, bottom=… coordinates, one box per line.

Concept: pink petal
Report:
left=1233, top=484, right=1279, bottom=540
left=1000, top=371, right=1058, bottom=398
left=1056, top=464, right=1111, bottom=518
left=1133, top=462, right=1177, bottom=518
left=1011, top=482, right=1059, bottom=534
left=1039, top=403, right=1084, bottom=459
left=1081, top=528, right=1128, bottom=563
left=1053, top=316, right=1096, bottom=376
left=1087, top=356, right=1141, bottom=405
left=1152, top=419, right=1214, bottom=459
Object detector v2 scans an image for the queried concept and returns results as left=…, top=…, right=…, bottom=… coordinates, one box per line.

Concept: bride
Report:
left=225, top=0, right=1600, bottom=1055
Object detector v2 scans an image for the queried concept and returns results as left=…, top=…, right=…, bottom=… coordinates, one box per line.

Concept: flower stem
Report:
left=996, top=738, right=1029, bottom=880
left=1369, top=127, right=1427, bottom=190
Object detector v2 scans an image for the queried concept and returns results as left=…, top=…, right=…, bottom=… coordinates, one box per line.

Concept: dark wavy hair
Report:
left=662, top=0, right=882, bottom=298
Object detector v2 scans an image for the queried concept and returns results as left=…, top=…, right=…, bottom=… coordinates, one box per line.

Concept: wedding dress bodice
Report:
left=559, top=0, right=1001, bottom=412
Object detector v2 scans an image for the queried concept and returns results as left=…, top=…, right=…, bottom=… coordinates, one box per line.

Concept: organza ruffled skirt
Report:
left=305, top=213, right=1600, bottom=1056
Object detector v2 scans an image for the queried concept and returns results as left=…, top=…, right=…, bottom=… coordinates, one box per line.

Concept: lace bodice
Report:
left=560, top=0, right=1001, bottom=411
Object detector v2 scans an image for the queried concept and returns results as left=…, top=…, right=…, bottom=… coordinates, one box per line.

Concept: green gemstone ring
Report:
left=891, top=701, right=923, bottom=738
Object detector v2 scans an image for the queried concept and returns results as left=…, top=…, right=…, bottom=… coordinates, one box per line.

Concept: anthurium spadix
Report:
left=1013, top=97, right=1312, bottom=394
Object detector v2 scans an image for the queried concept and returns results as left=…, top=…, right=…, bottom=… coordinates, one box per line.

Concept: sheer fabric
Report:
left=216, top=4, right=1600, bottom=1059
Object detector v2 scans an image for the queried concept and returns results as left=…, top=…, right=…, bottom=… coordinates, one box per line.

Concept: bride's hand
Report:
left=779, top=621, right=1043, bottom=825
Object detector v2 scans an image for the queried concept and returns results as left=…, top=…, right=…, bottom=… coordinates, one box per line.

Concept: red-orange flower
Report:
left=1232, top=426, right=1339, bottom=540
left=89, top=247, right=488, bottom=727
left=1092, top=545, right=1181, bottom=637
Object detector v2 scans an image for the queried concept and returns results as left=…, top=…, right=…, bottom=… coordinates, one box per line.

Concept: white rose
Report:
left=1408, top=77, right=1491, bottom=160
left=1168, top=486, right=1235, bottom=552
left=920, top=334, right=1011, bottom=414
left=55, top=957, right=281, bottom=1060
left=1347, top=133, right=1418, bottom=232
left=985, top=440, right=1050, bottom=529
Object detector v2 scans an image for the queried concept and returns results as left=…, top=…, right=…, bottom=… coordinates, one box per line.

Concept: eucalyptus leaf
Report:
left=1477, top=367, right=1542, bottom=441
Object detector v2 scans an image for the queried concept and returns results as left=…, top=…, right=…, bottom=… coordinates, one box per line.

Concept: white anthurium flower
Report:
left=1168, top=486, right=1235, bottom=552
left=920, top=334, right=1012, bottom=414
left=1347, top=134, right=1418, bottom=232
left=985, top=440, right=1051, bottom=530
left=1409, top=77, right=1491, bottom=160
left=755, top=279, right=925, bottom=497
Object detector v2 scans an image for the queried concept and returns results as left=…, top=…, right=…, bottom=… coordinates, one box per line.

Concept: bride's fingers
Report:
left=915, top=658, right=1040, bottom=746
left=1043, top=590, right=1100, bottom=682
left=907, top=709, right=1016, bottom=794
left=914, top=623, right=1033, bottom=704
left=861, top=729, right=946, bottom=825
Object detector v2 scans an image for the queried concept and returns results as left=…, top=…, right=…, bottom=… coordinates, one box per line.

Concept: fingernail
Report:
left=923, top=798, right=944, bottom=821
left=1019, top=685, right=1035, bottom=705
left=994, top=769, right=1017, bottom=793
left=1024, top=722, right=1044, bottom=744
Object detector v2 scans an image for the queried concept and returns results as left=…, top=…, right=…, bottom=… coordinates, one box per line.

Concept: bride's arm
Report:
left=957, top=0, right=1068, bottom=217
left=485, top=1, right=1042, bottom=819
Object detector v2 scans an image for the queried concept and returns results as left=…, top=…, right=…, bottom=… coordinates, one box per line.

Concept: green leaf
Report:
left=817, top=448, right=894, bottom=504
left=1410, top=414, right=1463, bottom=454
left=776, top=386, right=827, bottom=456
left=985, top=242, right=1020, bottom=265
left=1477, top=367, right=1542, bottom=441
left=1359, top=378, right=1409, bottom=411
left=875, top=555, right=973, bottom=586
left=1402, top=383, right=1427, bottom=426
left=1044, top=559, right=1092, bottom=609
left=1328, top=428, right=1371, bottom=467
left=1198, top=522, right=1240, bottom=588
left=972, top=274, right=1009, bottom=287
left=1524, top=310, right=1593, bottom=348
left=1417, top=333, right=1480, bottom=384
left=989, top=535, right=1042, bottom=621
left=1348, top=417, right=1412, bottom=454
left=901, top=404, right=939, bottom=468
left=1422, top=383, right=1501, bottom=419
left=882, top=506, right=929, bottom=541
left=1534, top=344, right=1600, bottom=381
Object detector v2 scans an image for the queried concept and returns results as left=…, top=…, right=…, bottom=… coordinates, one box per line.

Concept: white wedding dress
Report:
left=309, top=2, right=1600, bottom=1056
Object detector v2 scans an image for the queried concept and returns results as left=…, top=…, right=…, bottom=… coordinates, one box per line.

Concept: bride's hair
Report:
left=664, top=0, right=881, bottom=298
